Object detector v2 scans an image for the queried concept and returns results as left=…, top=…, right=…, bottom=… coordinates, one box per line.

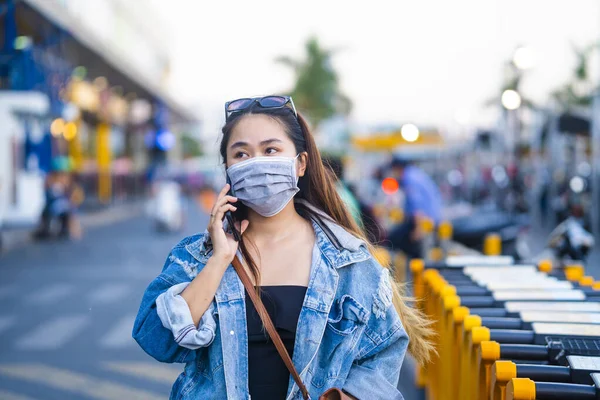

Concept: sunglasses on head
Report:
left=224, top=95, right=297, bottom=121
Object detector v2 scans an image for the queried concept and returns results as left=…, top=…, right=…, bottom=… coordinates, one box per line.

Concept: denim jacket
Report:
left=132, top=200, right=408, bottom=399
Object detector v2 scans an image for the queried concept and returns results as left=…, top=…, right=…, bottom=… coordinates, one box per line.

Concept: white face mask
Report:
left=226, top=155, right=300, bottom=217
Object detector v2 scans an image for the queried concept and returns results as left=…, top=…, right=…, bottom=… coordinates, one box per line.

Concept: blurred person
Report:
left=385, top=157, right=442, bottom=258
left=133, top=95, right=433, bottom=400
left=33, top=157, right=78, bottom=240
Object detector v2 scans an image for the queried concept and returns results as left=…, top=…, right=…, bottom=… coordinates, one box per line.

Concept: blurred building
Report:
left=0, top=0, right=200, bottom=229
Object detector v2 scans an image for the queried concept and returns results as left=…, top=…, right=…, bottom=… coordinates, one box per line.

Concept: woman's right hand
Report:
left=207, top=184, right=249, bottom=265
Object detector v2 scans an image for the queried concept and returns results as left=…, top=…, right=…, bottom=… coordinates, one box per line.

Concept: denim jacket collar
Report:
left=184, top=199, right=371, bottom=269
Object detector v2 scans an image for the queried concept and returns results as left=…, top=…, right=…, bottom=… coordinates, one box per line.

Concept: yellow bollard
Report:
left=429, top=284, right=455, bottom=399
left=429, top=247, right=444, bottom=262
left=537, top=259, right=553, bottom=273
left=580, top=276, right=595, bottom=287
left=564, top=264, right=585, bottom=281
left=478, top=341, right=501, bottom=400
left=505, top=378, right=536, bottom=400
left=449, top=306, right=470, bottom=400
left=438, top=220, right=453, bottom=241
left=484, top=233, right=502, bottom=256
left=467, top=326, right=491, bottom=400
left=409, top=259, right=425, bottom=300
left=389, top=207, right=404, bottom=224
left=440, top=294, right=461, bottom=400
left=490, top=361, right=517, bottom=400
left=458, top=315, right=482, bottom=400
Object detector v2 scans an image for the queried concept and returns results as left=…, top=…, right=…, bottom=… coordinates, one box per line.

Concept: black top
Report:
left=246, top=285, right=307, bottom=400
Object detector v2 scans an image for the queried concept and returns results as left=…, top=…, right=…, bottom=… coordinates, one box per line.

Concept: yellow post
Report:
left=96, top=122, right=112, bottom=203
left=564, top=264, right=585, bottom=281
left=505, top=378, right=536, bottom=400
left=429, top=284, right=455, bottom=399
left=440, top=294, right=461, bottom=399
left=458, top=315, right=482, bottom=400
left=410, top=259, right=426, bottom=300
left=449, top=306, right=470, bottom=400
left=537, top=259, right=553, bottom=274
left=490, top=361, right=517, bottom=400
left=429, top=247, right=444, bottom=262
left=438, top=220, right=453, bottom=258
left=468, top=327, right=491, bottom=400
left=580, top=276, right=595, bottom=287
left=478, top=341, right=501, bottom=400
left=484, top=233, right=502, bottom=256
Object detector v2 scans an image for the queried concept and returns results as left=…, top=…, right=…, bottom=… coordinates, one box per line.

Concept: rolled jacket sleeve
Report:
left=156, top=282, right=217, bottom=350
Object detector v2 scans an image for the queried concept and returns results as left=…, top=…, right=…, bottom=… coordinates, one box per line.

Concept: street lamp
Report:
left=513, top=46, right=535, bottom=70
left=502, top=90, right=522, bottom=110
left=401, top=123, right=420, bottom=142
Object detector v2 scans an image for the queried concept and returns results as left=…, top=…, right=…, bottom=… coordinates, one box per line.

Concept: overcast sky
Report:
left=165, top=0, right=599, bottom=137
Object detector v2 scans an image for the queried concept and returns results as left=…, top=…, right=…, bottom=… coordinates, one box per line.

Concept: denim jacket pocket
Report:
left=312, top=295, right=369, bottom=388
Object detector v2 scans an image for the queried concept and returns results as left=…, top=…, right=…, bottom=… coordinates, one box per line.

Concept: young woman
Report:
left=133, top=96, right=433, bottom=400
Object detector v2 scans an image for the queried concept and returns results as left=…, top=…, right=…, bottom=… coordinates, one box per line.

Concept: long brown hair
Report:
left=220, top=104, right=434, bottom=364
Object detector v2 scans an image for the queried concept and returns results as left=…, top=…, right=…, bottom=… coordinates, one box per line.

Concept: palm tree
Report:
left=276, top=37, right=352, bottom=127
left=551, top=42, right=599, bottom=111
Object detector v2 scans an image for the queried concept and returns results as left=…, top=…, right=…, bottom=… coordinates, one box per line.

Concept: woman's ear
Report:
left=297, top=152, right=308, bottom=177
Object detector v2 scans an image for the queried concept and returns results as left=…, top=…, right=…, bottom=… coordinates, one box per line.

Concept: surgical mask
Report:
left=227, top=155, right=300, bottom=217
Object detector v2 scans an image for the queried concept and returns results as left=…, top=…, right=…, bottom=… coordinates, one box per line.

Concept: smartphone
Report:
left=225, top=178, right=241, bottom=242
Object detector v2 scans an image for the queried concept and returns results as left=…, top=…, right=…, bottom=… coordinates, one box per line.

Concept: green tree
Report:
left=551, top=42, right=599, bottom=111
left=276, top=37, right=352, bottom=127
left=180, top=133, right=203, bottom=159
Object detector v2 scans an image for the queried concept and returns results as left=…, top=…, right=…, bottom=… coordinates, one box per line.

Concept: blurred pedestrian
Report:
left=133, top=95, right=433, bottom=400
left=385, top=157, right=442, bottom=258
left=33, top=157, right=80, bottom=240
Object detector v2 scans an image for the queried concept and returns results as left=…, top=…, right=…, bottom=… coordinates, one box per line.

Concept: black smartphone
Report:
left=225, top=178, right=241, bottom=242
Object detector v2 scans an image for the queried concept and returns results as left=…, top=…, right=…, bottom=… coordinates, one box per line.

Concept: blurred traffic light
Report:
left=381, top=177, right=399, bottom=195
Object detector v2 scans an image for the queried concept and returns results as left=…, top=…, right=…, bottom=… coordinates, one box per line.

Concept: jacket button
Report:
left=230, top=330, right=235, bottom=335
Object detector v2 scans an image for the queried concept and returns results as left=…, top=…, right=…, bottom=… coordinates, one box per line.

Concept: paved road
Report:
left=0, top=202, right=208, bottom=399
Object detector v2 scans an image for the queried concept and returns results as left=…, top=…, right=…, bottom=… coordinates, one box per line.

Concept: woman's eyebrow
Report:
left=260, top=138, right=283, bottom=146
left=229, top=141, right=248, bottom=149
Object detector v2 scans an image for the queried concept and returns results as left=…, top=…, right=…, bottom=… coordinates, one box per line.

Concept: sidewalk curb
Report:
left=0, top=202, right=144, bottom=256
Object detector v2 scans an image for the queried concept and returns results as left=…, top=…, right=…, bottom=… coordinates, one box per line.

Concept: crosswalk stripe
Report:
left=0, top=316, right=15, bottom=334
left=88, top=283, right=130, bottom=304
left=28, top=284, right=73, bottom=304
left=16, top=315, right=89, bottom=350
left=103, top=362, right=181, bottom=384
left=100, top=315, right=136, bottom=348
left=0, top=389, right=38, bottom=400
left=0, top=364, right=164, bottom=400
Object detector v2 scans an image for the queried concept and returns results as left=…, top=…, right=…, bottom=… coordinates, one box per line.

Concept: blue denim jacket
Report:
left=133, top=201, right=408, bottom=399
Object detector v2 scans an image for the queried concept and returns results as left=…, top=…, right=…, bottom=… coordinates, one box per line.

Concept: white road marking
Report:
left=103, top=361, right=181, bottom=384
left=0, top=389, right=39, bottom=400
left=16, top=315, right=89, bottom=350
left=88, top=283, right=130, bottom=304
left=100, top=315, right=136, bottom=348
left=28, top=284, right=73, bottom=304
left=0, top=364, right=164, bottom=400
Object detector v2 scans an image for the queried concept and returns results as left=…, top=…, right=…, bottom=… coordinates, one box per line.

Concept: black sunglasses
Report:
left=224, top=95, right=297, bottom=121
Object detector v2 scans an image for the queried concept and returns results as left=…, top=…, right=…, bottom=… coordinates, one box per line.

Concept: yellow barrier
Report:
left=490, top=361, right=517, bottom=400
left=484, top=233, right=502, bottom=256
left=505, top=378, right=536, bottom=400
left=410, top=259, right=425, bottom=300
left=580, top=275, right=594, bottom=287
left=537, top=259, right=553, bottom=273
left=449, top=306, right=470, bottom=400
left=564, top=264, right=585, bottom=281
left=478, top=341, right=501, bottom=400
left=466, top=326, right=491, bottom=400
left=439, top=293, right=460, bottom=398
left=458, top=315, right=482, bottom=399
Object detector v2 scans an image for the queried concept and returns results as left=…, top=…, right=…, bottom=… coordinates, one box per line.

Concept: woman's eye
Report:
left=234, top=152, right=248, bottom=159
left=265, top=148, right=278, bottom=155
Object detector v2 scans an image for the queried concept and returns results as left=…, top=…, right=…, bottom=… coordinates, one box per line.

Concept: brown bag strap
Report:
left=231, top=255, right=311, bottom=400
